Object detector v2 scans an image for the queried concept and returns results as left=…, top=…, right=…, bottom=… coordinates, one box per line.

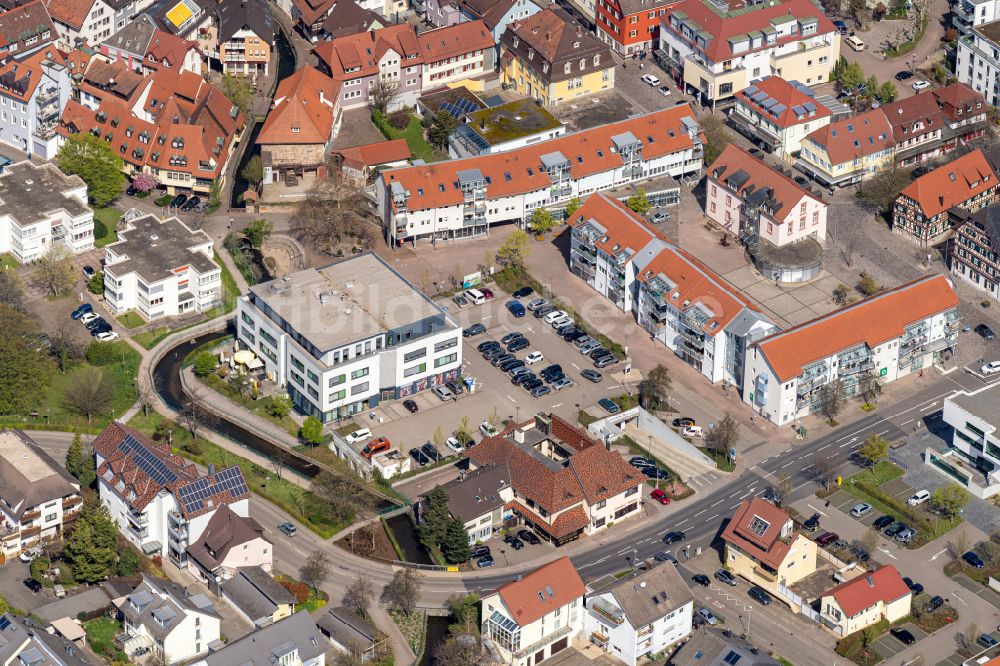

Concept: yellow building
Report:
left=721, top=498, right=817, bottom=610
left=500, top=6, right=615, bottom=106
left=797, top=108, right=896, bottom=187
left=820, top=566, right=912, bottom=637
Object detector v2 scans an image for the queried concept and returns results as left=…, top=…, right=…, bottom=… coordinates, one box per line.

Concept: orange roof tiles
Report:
left=898, top=149, right=998, bottom=218
left=419, top=20, right=493, bottom=65
left=0, top=1, right=57, bottom=55
left=734, top=76, right=831, bottom=130
left=383, top=104, right=702, bottom=212
left=0, top=48, right=64, bottom=103
left=720, top=498, right=793, bottom=570
left=145, top=30, right=199, bottom=69
left=259, top=66, right=339, bottom=145
left=497, top=557, right=586, bottom=627
left=755, top=274, right=960, bottom=382
left=44, top=0, right=95, bottom=30
left=710, top=144, right=823, bottom=221
left=803, top=108, right=894, bottom=165
left=334, top=139, right=411, bottom=170
left=567, top=191, right=659, bottom=256
left=823, top=565, right=910, bottom=618
left=315, top=24, right=422, bottom=81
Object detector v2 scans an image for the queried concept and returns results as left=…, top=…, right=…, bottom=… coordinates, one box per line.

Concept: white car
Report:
left=345, top=428, right=372, bottom=444
left=982, top=361, right=1000, bottom=375
left=19, top=547, right=42, bottom=563
left=907, top=489, right=931, bottom=506
left=912, top=80, right=931, bottom=91
left=446, top=437, right=465, bottom=454
left=96, top=331, right=119, bottom=342
left=525, top=351, right=544, bottom=365
left=480, top=421, right=499, bottom=438
left=641, top=74, right=661, bottom=86
left=543, top=310, right=568, bottom=324
left=683, top=425, right=704, bottom=438
left=80, top=312, right=99, bottom=325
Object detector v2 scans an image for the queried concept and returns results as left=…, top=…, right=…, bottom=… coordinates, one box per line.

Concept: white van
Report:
left=465, top=289, right=486, bottom=305
left=845, top=35, right=865, bottom=51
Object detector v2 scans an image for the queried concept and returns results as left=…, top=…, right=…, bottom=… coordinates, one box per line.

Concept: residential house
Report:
left=258, top=65, right=341, bottom=186
left=235, top=253, right=463, bottom=421
left=707, top=144, right=827, bottom=246
left=952, top=0, right=1000, bottom=38
left=467, top=413, right=645, bottom=545
left=819, top=566, right=912, bottom=637
left=418, top=20, right=495, bottom=90
left=424, top=0, right=460, bottom=28
left=669, top=630, right=780, bottom=666
left=114, top=575, right=222, bottom=663
left=729, top=76, right=832, bottom=160
left=0, top=160, right=94, bottom=262
left=440, top=464, right=512, bottom=543
left=291, top=0, right=383, bottom=42
left=584, top=563, right=694, bottom=666
left=596, top=0, right=676, bottom=55
left=44, top=0, right=119, bottom=49
left=377, top=104, right=705, bottom=245
left=567, top=193, right=777, bottom=389
left=459, top=0, right=541, bottom=57
left=720, top=498, right=817, bottom=606
left=317, top=607, right=377, bottom=661
left=185, top=506, right=273, bottom=587
left=892, top=148, right=999, bottom=247
left=935, top=381, right=1000, bottom=498
left=331, top=138, right=410, bottom=185
left=796, top=108, right=895, bottom=188
left=481, top=556, right=585, bottom=665
left=743, top=275, right=962, bottom=426
left=192, top=612, right=325, bottom=666
left=73, top=57, right=145, bottom=107
left=500, top=7, right=615, bottom=106
left=93, top=421, right=251, bottom=563
left=0, top=0, right=59, bottom=61
left=656, top=0, right=840, bottom=107
left=951, top=202, right=1000, bottom=304
left=0, top=613, right=97, bottom=666
left=102, top=212, right=222, bottom=321
left=0, top=46, right=72, bottom=158
left=219, top=566, right=297, bottom=627
left=100, top=16, right=200, bottom=74
left=0, top=430, right=82, bottom=561
left=217, top=0, right=273, bottom=81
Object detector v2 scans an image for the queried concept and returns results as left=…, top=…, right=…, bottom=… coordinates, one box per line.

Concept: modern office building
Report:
left=235, top=252, right=463, bottom=421
left=933, top=382, right=1000, bottom=498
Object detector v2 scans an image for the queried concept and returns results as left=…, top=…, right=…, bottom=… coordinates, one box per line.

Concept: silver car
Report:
left=552, top=378, right=575, bottom=391
left=527, top=298, right=548, bottom=311
left=697, top=608, right=718, bottom=625
left=432, top=386, right=454, bottom=401
left=580, top=341, right=601, bottom=355
left=850, top=503, right=873, bottom=517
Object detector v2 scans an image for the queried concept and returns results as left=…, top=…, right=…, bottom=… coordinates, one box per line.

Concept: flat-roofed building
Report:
left=934, top=382, right=1000, bottom=498
left=235, top=252, right=462, bottom=421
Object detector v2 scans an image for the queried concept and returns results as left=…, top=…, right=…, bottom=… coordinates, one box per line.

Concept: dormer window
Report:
left=593, top=54, right=600, bottom=66
left=563, top=62, right=570, bottom=74
left=513, top=37, right=519, bottom=48
left=579, top=58, right=585, bottom=70
left=528, top=49, right=534, bottom=60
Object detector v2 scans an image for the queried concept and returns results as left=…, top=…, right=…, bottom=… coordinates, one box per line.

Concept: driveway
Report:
left=34, top=587, right=112, bottom=622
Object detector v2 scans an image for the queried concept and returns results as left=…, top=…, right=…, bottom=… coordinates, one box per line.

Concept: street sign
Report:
left=879, top=367, right=888, bottom=377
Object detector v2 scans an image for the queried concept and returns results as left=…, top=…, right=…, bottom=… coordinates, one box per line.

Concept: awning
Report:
left=141, top=541, right=162, bottom=555
left=233, top=350, right=256, bottom=365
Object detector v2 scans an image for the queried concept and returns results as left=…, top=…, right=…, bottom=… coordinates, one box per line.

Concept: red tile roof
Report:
left=662, top=0, right=836, bottom=63
left=497, top=556, right=586, bottom=626
left=897, top=149, right=998, bottom=218
left=314, top=24, right=422, bottom=81
left=383, top=104, right=703, bottom=212
left=567, top=192, right=659, bottom=257
left=258, top=66, right=339, bottom=145
left=802, top=108, right=894, bottom=165
left=720, top=498, right=793, bottom=570
left=507, top=500, right=590, bottom=539
left=44, top=0, right=94, bottom=31
left=0, top=1, right=57, bottom=56
left=933, top=82, right=984, bottom=122
left=710, top=144, right=823, bottom=221
left=145, top=30, right=199, bottom=69
left=754, top=274, right=960, bottom=382
left=0, top=47, right=64, bottom=103
left=823, top=565, right=911, bottom=618
left=418, top=20, right=493, bottom=65
left=733, top=76, right=831, bottom=130
left=334, top=138, right=411, bottom=171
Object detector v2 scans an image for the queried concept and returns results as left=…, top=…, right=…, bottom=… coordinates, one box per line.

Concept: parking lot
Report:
left=870, top=621, right=929, bottom=660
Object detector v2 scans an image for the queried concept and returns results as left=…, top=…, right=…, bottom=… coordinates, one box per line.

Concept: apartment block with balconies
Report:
left=116, top=576, right=221, bottom=663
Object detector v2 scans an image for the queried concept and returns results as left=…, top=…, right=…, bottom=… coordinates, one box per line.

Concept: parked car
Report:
left=19, top=547, right=42, bottom=563
left=654, top=551, right=678, bottom=564
left=912, top=80, right=931, bottom=91
left=403, top=399, right=419, bottom=413
left=895, top=70, right=914, bottom=81
left=540, top=364, right=563, bottom=379
left=453, top=294, right=469, bottom=308
left=964, top=551, right=986, bottom=568
left=170, top=194, right=188, bottom=208
left=71, top=303, right=93, bottom=320
left=521, top=378, right=543, bottom=391
left=480, top=288, right=494, bottom=299
left=512, top=373, right=536, bottom=386
left=895, top=527, right=917, bottom=543
left=697, top=608, right=718, bottom=625
left=24, top=578, right=42, bottom=593
left=530, top=385, right=552, bottom=398
left=409, top=447, right=431, bottom=466
left=873, top=515, right=895, bottom=530
left=80, top=312, right=99, bottom=325
left=533, top=304, right=555, bottom=318
left=501, top=332, right=522, bottom=344
left=672, top=417, right=696, bottom=428
left=513, top=287, right=534, bottom=298
left=499, top=359, right=524, bottom=373
left=803, top=513, right=821, bottom=532
left=446, top=437, right=465, bottom=454
left=833, top=19, right=848, bottom=33
left=748, top=587, right=772, bottom=605
left=850, top=503, right=873, bottom=517
left=518, top=530, right=540, bottom=545
left=884, top=522, right=906, bottom=538
left=630, top=456, right=655, bottom=468
left=650, top=489, right=671, bottom=505
left=815, top=532, right=839, bottom=547
left=345, top=428, right=372, bottom=444
left=594, top=355, right=616, bottom=369
left=421, top=442, right=442, bottom=462
left=907, top=489, right=931, bottom=505
left=490, top=353, right=514, bottom=366
left=525, top=351, right=544, bottom=365
left=527, top=298, right=547, bottom=311
left=714, top=569, right=737, bottom=586
left=90, top=321, right=112, bottom=336
left=506, top=300, right=526, bottom=317
left=641, top=74, right=661, bottom=86
left=978, top=634, right=999, bottom=648
left=181, top=196, right=201, bottom=211
left=903, top=577, right=924, bottom=595
left=508, top=337, right=530, bottom=352
left=82, top=265, right=96, bottom=280
left=477, top=340, right=500, bottom=352
left=96, top=331, right=119, bottom=342
left=574, top=335, right=596, bottom=348
left=975, top=324, right=996, bottom=340
left=663, top=531, right=686, bottom=544
left=598, top=398, right=620, bottom=414
left=432, top=386, right=454, bottom=401
left=891, top=628, right=916, bottom=645
left=924, top=595, right=944, bottom=612
left=278, top=522, right=297, bottom=536
left=682, top=425, right=704, bottom=439
left=692, top=574, right=711, bottom=587
left=361, top=437, right=391, bottom=459
left=470, top=545, right=490, bottom=559
left=581, top=369, right=603, bottom=383
left=658, top=85, right=671, bottom=96
left=552, top=378, right=575, bottom=391
left=982, top=361, right=1000, bottom=375
left=508, top=538, right=524, bottom=550
left=480, top=421, right=499, bottom=437
left=477, top=555, right=495, bottom=567
left=463, top=323, right=486, bottom=337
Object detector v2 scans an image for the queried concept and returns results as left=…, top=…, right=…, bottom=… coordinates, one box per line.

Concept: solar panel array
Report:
left=744, top=84, right=759, bottom=97
left=803, top=101, right=817, bottom=113
left=440, top=98, right=481, bottom=118
left=175, top=466, right=248, bottom=514
left=119, top=433, right=177, bottom=486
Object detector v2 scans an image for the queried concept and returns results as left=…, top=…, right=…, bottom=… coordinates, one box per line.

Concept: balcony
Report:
left=22, top=510, right=40, bottom=522
left=590, top=599, right=625, bottom=625
left=128, top=511, right=149, bottom=528
left=62, top=496, right=82, bottom=510
left=168, top=510, right=184, bottom=526
left=838, top=359, right=874, bottom=376
left=513, top=625, right=573, bottom=659
left=637, top=625, right=653, bottom=638
left=168, top=523, right=187, bottom=542
left=753, top=565, right=777, bottom=582
left=20, top=525, right=41, bottom=539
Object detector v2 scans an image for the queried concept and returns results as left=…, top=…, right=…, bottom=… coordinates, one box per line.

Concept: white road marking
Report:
left=807, top=504, right=827, bottom=516
left=710, top=499, right=724, bottom=507
left=506, top=394, right=516, bottom=403
left=707, top=514, right=718, bottom=520
left=730, top=503, right=741, bottom=509
left=571, top=363, right=580, bottom=370
left=693, top=509, right=706, bottom=517
left=817, top=443, right=831, bottom=451
left=739, top=490, right=753, bottom=499
left=780, top=460, right=794, bottom=469
left=874, top=428, right=892, bottom=436
left=551, top=402, right=563, bottom=408
left=876, top=546, right=897, bottom=560
left=930, top=548, right=948, bottom=561
left=691, top=477, right=704, bottom=487
left=921, top=403, right=940, bottom=412
left=617, top=547, right=633, bottom=555
left=676, top=518, right=689, bottom=526
left=952, top=591, right=968, bottom=607
left=900, top=419, right=914, bottom=426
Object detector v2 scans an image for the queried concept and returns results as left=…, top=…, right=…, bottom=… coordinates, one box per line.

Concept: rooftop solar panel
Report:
left=119, top=434, right=177, bottom=486
left=791, top=105, right=806, bottom=116
left=771, top=104, right=787, bottom=116
left=744, top=84, right=759, bottom=96
left=176, top=466, right=249, bottom=514
left=751, top=91, right=768, bottom=103
left=760, top=97, right=778, bottom=110
left=803, top=101, right=817, bottom=112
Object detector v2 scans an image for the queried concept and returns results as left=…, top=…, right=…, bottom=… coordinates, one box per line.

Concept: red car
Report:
left=650, top=489, right=671, bottom=505
left=361, top=437, right=391, bottom=459
left=481, top=288, right=494, bottom=299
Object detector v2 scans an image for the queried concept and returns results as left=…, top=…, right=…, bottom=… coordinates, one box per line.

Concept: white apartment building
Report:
left=585, top=563, right=695, bottom=666
left=103, top=211, right=221, bottom=322
left=377, top=105, right=705, bottom=245
left=0, top=161, right=94, bottom=263
left=47, top=0, right=118, bottom=51
left=956, top=21, right=1000, bottom=105
left=236, top=253, right=463, bottom=422
left=954, top=0, right=1000, bottom=38
left=481, top=557, right=585, bottom=666
left=567, top=193, right=777, bottom=390
left=94, top=421, right=251, bottom=564
left=0, top=430, right=82, bottom=559
left=194, top=611, right=326, bottom=666
left=116, top=575, right=222, bottom=663
left=932, top=382, right=1000, bottom=498
left=743, top=274, right=962, bottom=425
left=728, top=76, right=832, bottom=161
left=0, top=49, right=72, bottom=159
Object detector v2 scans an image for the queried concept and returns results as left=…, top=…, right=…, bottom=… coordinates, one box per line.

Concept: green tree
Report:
left=528, top=207, right=555, bottom=235
left=858, top=433, right=889, bottom=472
left=626, top=189, right=651, bottom=215
left=221, top=74, right=253, bottom=117
left=265, top=394, right=292, bottom=418
left=698, top=112, right=732, bottom=165
left=856, top=166, right=912, bottom=215
left=497, top=229, right=530, bottom=268
left=705, top=413, right=740, bottom=456
left=87, top=271, right=104, bottom=295
left=301, top=416, right=324, bottom=445
left=66, top=430, right=85, bottom=480
left=241, top=155, right=265, bottom=193
left=300, top=549, right=330, bottom=594
left=244, top=218, right=273, bottom=249
left=442, top=518, right=472, bottom=564
left=57, top=132, right=126, bottom=207
left=33, top=245, right=75, bottom=297
left=641, top=364, right=672, bottom=410
left=564, top=197, right=582, bottom=219
left=447, top=593, right=480, bottom=634
left=838, top=60, right=866, bottom=91
left=417, top=485, right=451, bottom=551
left=0, top=594, right=8, bottom=616
left=115, top=548, right=141, bottom=577
left=428, top=109, right=459, bottom=150
left=0, top=304, right=53, bottom=415
left=0, top=270, right=24, bottom=311
left=381, top=568, right=421, bottom=615
left=877, top=81, right=898, bottom=103
left=866, top=75, right=880, bottom=97
left=62, top=366, right=113, bottom=423
left=64, top=496, right=118, bottom=583
left=857, top=271, right=879, bottom=296
left=193, top=352, right=217, bottom=377
left=931, top=483, right=971, bottom=518
left=818, top=378, right=845, bottom=422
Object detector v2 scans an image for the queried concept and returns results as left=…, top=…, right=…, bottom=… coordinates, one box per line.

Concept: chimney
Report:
left=576, top=25, right=582, bottom=37
left=535, top=413, right=551, bottom=434
left=514, top=428, right=525, bottom=443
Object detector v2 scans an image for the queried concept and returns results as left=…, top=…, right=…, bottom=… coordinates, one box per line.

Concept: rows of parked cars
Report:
left=71, top=303, right=118, bottom=341
left=629, top=456, right=675, bottom=485
left=470, top=529, right=543, bottom=567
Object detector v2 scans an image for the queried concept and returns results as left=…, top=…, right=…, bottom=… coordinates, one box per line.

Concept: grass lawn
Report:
left=127, top=412, right=352, bottom=538
left=93, top=208, right=121, bottom=248
left=0, top=253, right=17, bottom=270
left=390, top=609, right=426, bottom=656
left=115, top=311, right=145, bottom=329
left=133, top=326, right=171, bottom=350
left=373, top=111, right=440, bottom=163
left=84, top=617, right=126, bottom=661
left=198, top=372, right=300, bottom=437
left=700, top=447, right=736, bottom=472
